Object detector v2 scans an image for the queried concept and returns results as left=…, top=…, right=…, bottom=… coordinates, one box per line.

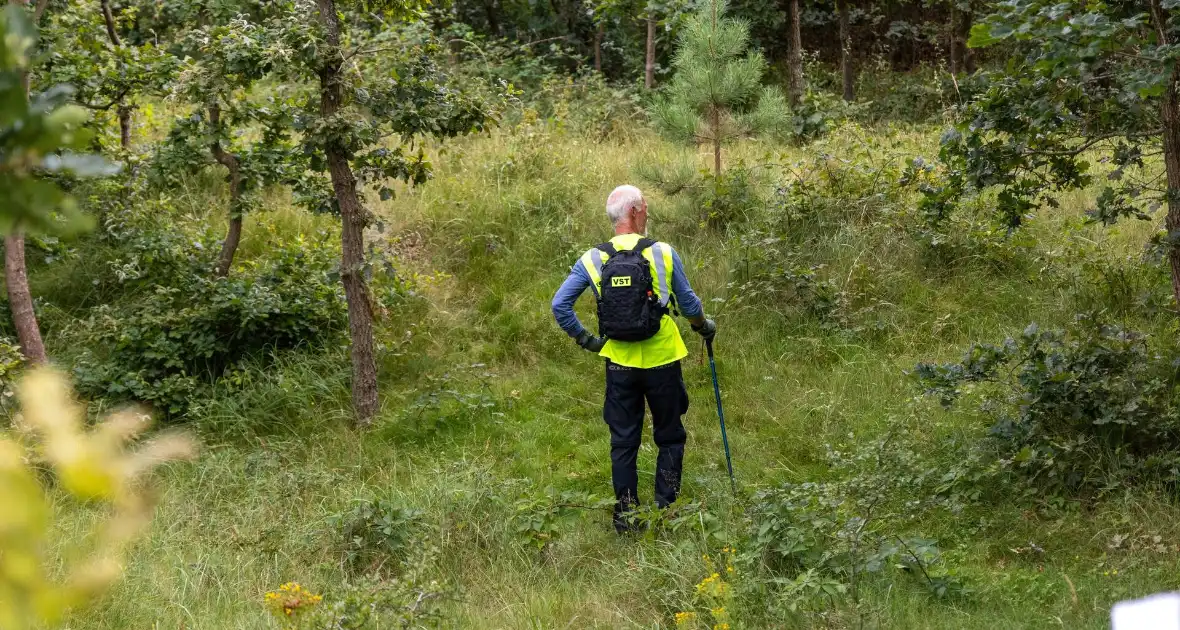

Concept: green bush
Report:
left=746, top=434, right=970, bottom=622
left=306, top=573, right=456, bottom=629
left=73, top=232, right=348, bottom=417
left=914, top=318, right=1180, bottom=496
left=723, top=234, right=891, bottom=335
left=786, top=89, right=857, bottom=142
left=531, top=73, right=645, bottom=141
left=697, top=164, right=765, bottom=230
left=853, top=61, right=956, bottom=125
left=640, top=160, right=766, bottom=231
left=328, top=498, right=426, bottom=575
left=771, top=142, right=908, bottom=239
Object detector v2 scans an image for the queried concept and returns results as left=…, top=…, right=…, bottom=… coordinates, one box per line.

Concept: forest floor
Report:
left=50, top=120, right=1180, bottom=629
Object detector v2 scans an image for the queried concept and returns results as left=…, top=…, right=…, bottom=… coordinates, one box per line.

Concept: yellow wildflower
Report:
left=675, top=611, right=698, bottom=626
left=264, top=582, right=323, bottom=621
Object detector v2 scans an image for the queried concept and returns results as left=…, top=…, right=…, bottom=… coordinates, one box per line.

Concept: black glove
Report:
left=692, top=318, right=717, bottom=342
left=575, top=330, right=606, bottom=352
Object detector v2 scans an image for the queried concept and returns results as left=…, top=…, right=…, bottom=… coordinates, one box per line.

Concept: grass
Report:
left=36, top=116, right=1180, bottom=629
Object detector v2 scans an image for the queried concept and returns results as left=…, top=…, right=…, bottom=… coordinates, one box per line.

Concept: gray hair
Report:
left=605, top=185, right=644, bottom=225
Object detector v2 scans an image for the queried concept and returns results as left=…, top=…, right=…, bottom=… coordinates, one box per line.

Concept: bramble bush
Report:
left=741, top=432, right=973, bottom=624
left=328, top=498, right=426, bottom=575
left=511, top=489, right=613, bottom=552
left=264, top=566, right=456, bottom=629
left=914, top=317, right=1180, bottom=497
left=697, top=163, right=765, bottom=230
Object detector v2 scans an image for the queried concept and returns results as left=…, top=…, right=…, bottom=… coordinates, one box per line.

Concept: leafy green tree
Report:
left=587, top=0, right=633, bottom=74
left=642, top=0, right=700, bottom=88
left=254, top=0, right=494, bottom=425
left=2, top=2, right=114, bottom=364
left=155, top=15, right=302, bottom=276
left=650, top=0, right=787, bottom=177
left=37, top=0, right=176, bottom=150
left=931, top=0, right=1180, bottom=311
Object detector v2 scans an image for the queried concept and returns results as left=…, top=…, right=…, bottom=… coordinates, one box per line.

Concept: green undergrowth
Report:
left=34, top=119, right=1180, bottom=628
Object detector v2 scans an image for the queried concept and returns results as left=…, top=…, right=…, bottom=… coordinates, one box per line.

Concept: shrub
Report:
left=852, top=60, right=956, bottom=125
left=697, top=164, right=765, bottom=230
left=640, top=160, right=766, bottom=231
left=1046, top=237, right=1175, bottom=322
left=264, top=554, right=457, bottom=629
left=745, top=434, right=970, bottom=622
left=379, top=364, right=502, bottom=440
left=0, top=336, right=23, bottom=420
left=532, top=73, right=645, bottom=141
left=73, top=232, right=348, bottom=417
left=901, top=157, right=1037, bottom=272
left=723, top=235, right=891, bottom=335
left=306, top=574, right=456, bottom=630
left=511, top=489, right=613, bottom=551
left=772, top=141, right=910, bottom=239
left=913, top=317, right=1180, bottom=496
left=786, top=89, right=858, bottom=143
left=328, top=498, right=426, bottom=575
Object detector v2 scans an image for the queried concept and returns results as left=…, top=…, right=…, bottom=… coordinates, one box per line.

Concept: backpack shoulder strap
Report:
left=634, top=237, right=657, bottom=252
left=595, top=242, right=618, bottom=256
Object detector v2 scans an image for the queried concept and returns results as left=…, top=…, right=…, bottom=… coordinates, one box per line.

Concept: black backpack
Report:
left=596, top=238, right=667, bottom=342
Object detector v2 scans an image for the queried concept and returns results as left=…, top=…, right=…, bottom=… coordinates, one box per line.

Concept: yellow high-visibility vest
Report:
left=579, top=233, right=687, bottom=369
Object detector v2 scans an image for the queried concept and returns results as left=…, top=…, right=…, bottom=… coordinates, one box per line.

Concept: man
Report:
left=551, top=184, right=717, bottom=533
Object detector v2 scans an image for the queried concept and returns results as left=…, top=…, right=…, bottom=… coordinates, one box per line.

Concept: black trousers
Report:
left=604, top=360, right=689, bottom=528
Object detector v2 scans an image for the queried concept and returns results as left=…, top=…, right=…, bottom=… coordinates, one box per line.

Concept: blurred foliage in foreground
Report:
left=0, top=369, right=195, bottom=629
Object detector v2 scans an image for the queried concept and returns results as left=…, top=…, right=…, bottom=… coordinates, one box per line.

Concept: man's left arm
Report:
left=669, top=248, right=711, bottom=333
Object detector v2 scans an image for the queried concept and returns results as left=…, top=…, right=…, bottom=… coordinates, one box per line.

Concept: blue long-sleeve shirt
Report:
left=551, top=244, right=703, bottom=339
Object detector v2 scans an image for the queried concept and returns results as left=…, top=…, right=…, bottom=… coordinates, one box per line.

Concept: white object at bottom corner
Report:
left=1113, top=592, right=1180, bottom=630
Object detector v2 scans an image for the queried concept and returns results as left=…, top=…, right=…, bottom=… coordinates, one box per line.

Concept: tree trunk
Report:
left=787, top=0, right=803, bottom=106
left=100, top=0, right=133, bottom=149
left=483, top=0, right=500, bottom=35
left=100, top=0, right=120, bottom=44
left=208, top=104, right=243, bottom=278
left=594, top=22, right=604, bottom=74
left=711, top=107, right=722, bottom=178
left=1151, top=0, right=1180, bottom=314
left=117, top=104, right=132, bottom=149
left=315, top=0, right=380, bottom=427
left=837, top=0, right=854, bottom=102
left=949, top=3, right=965, bottom=75
left=961, top=4, right=976, bottom=75
left=1163, top=100, right=1180, bottom=315
left=645, top=16, right=655, bottom=89
left=6, top=0, right=47, bottom=366
left=5, top=234, right=47, bottom=365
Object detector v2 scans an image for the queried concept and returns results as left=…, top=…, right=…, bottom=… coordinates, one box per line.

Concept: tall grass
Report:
left=44, top=118, right=1180, bottom=629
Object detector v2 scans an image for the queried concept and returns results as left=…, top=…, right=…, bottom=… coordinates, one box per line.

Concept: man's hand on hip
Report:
left=576, top=330, right=606, bottom=352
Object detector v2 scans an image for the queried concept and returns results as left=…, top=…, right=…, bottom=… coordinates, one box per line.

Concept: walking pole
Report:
left=705, top=338, right=736, bottom=495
